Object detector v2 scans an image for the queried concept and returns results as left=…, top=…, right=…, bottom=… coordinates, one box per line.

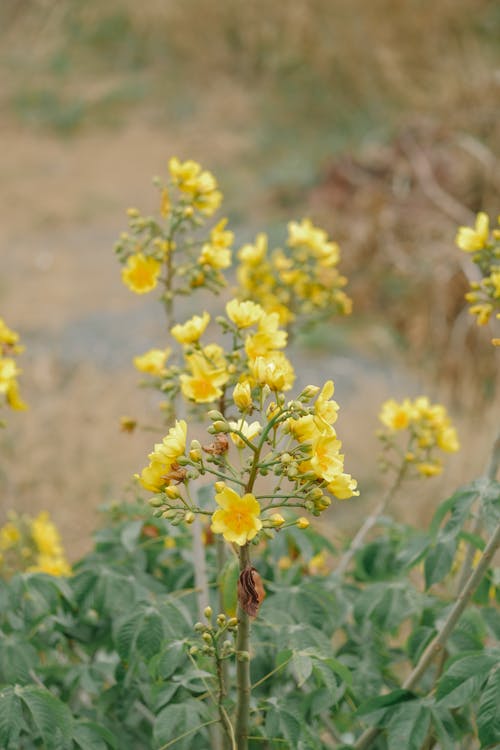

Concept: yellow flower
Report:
left=199, top=244, right=231, bottom=270
left=122, top=253, right=161, bottom=294
left=308, top=550, right=329, bottom=576
left=309, top=433, right=344, bottom=483
left=287, top=218, right=340, bottom=266
left=226, top=299, right=264, bottom=328
left=0, top=319, right=21, bottom=349
left=133, top=347, right=171, bottom=375
left=469, top=303, right=493, bottom=325
left=211, top=486, right=262, bottom=545
left=315, top=380, right=339, bottom=426
left=0, top=358, right=20, bottom=394
left=171, top=312, right=210, bottom=344
left=249, top=352, right=295, bottom=391
left=238, top=233, right=268, bottom=265
left=0, top=522, right=20, bottom=550
left=327, top=473, right=359, bottom=500
left=30, top=555, right=71, bottom=577
left=31, top=512, right=64, bottom=558
left=233, top=381, right=253, bottom=411
left=180, top=351, right=229, bottom=403
left=416, top=461, right=442, bottom=477
left=168, top=157, right=222, bottom=216
left=228, top=419, right=262, bottom=448
left=456, top=212, right=490, bottom=252
left=245, top=313, right=287, bottom=359
left=296, top=517, right=310, bottom=529
left=6, top=380, right=27, bottom=410
left=436, top=426, right=460, bottom=453
left=379, top=398, right=414, bottom=431
left=138, top=420, right=187, bottom=492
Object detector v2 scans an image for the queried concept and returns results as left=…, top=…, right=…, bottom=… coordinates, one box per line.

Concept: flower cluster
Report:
left=0, top=318, right=27, bottom=415
left=455, top=211, right=500, bottom=344
left=115, top=157, right=230, bottom=298
left=378, top=396, right=459, bottom=477
left=0, top=511, right=71, bottom=579
left=236, top=218, right=352, bottom=327
left=141, top=371, right=358, bottom=547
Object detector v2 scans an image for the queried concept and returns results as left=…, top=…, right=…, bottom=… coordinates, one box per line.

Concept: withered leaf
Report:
left=237, top=565, right=265, bottom=618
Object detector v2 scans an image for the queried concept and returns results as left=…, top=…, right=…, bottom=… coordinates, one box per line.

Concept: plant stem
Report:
left=335, top=463, right=407, bottom=577
left=235, top=543, right=251, bottom=750
left=352, top=517, right=500, bottom=750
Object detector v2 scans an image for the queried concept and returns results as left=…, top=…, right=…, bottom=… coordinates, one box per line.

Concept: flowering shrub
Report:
left=0, top=163, right=499, bottom=750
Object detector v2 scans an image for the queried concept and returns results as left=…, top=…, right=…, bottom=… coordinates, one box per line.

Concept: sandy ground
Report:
left=0, top=119, right=495, bottom=559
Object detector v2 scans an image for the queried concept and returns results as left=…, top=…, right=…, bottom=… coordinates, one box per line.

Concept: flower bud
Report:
left=237, top=650, right=250, bottom=662
left=296, top=517, right=310, bottom=529
left=269, top=513, right=285, bottom=528
left=189, top=449, right=202, bottom=462
left=204, top=606, right=213, bottom=619
left=213, top=420, right=228, bottom=433
left=162, top=508, right=178, bottom=519
left=214, top=481, right=226, bottom=493
left=149, top=497, right=164, bottom=507
left=207, top=410, right=224, bottom=421
left=216, top=614, right=227, bottom=627
left=184, top=511, right=195, bottom=524
left=189, top=645, right=199, bottom=655
left=165, top=486, right=180, bottom=499
left=202, top=631, right=212, bottom=644
left=194, top=622, right=204, bottom=632
left=227, top=617, right=238, bottom=628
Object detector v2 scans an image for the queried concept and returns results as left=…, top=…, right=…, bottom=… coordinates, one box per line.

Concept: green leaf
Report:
left=424, top=537, right=457, bottom=588
left=429, top=485, right=477, bottom=537
left=19, top=685, right=73, bottom=748
left=0, top=637, right=39, bottom=683
left=478, top=478, right=500, bottom=524
left=291, top=653, right=313, bottom=687
left=353, top=582, right=422, bottom=630
left=264, top=698, right=302, bottom=744
left=477, top=667, right=500, bottom=747
left=0, top=688, right=23, bottom=749
left=387, top=703, right=431, bottom=750
left=356, top=689, right=416, bottom=717
left=73, top=721, right=118, bottom=750
left=153, top=700, right=208, bottom=750
left=436, top=652, right=498, bottom=708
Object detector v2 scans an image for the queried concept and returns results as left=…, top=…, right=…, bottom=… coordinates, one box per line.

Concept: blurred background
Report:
left=1, top=0, right=499, bottom=558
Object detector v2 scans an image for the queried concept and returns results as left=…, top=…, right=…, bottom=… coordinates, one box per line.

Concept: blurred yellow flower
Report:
left=379, top=398, right=414, bottom=431
left=245, top=313, right=287, bottom=359
left=211, top=486, right=262, bottom=545
left=0, top=522, right=20, bottom=550
left=171, top=312, right=210, bottom=344
left=133, top=347, right=171, bottom=375
left=456, top=212, right=489, bottom=252
left=238, top=233, right=268, bottom=265
left=226, top=299, right=264, bottom=328
left=296, top=517, right=310, bottom=529
left=122, top=253, right=161, bottom=294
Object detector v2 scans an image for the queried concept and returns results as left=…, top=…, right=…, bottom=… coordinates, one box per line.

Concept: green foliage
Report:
left=0, top=479, right=498, bottom=748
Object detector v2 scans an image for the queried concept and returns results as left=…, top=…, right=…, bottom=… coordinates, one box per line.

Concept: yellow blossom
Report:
left=0, top=319, right=21, bottom=349
left=456, top=212, right=490, bottom=252
left=6, top=380, right=27, bottom=410
left=133, top=347, right=171, bottom=375
left=0, top=358, right=20, bottom=394
left=327, top=473, right=359, bottom=500
left=287, top=218, right=340, bottom=266
left=228, top=419, right=262, bottom=448
left=30, top=555, right=72, bottom=577
left=226, top=299, right=264, bottom=328
left=138, top=420, right=187, bottom=492
left=379, top=398, right=414, bottom=431
left=122, top=253, right=161, bottom=294
left=238, top=233, right=268, bottom=265
left=417, top=461, right=442, bottom=477
left=180, top=351, right=229, bottom=403
left=168, top=157, right=222, bottom=216
left=315, top=380, right=339, bottom=426
left=233, top=381, right=253, bottom=411
left=469, top=303, right=493, bottom=325
left=0, top=522, right=20, bottom=550
left=211, top=486, right=262, bottom=545
left=31, top=512, right=64, bottom=558
left=437, top=426, right=460, bottom=453
left=308, top=550, right=329, bottom=575
left=245, top=313, right=287, bottom=359
left=171, top=312, right=210, bottom=344
left=309, top=433, right=344, bottom=483
left=249, top=352, right=295, bottom=391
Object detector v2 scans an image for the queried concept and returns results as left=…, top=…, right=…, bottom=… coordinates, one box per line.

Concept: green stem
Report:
left=235, top=544, right=251, bottom=750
